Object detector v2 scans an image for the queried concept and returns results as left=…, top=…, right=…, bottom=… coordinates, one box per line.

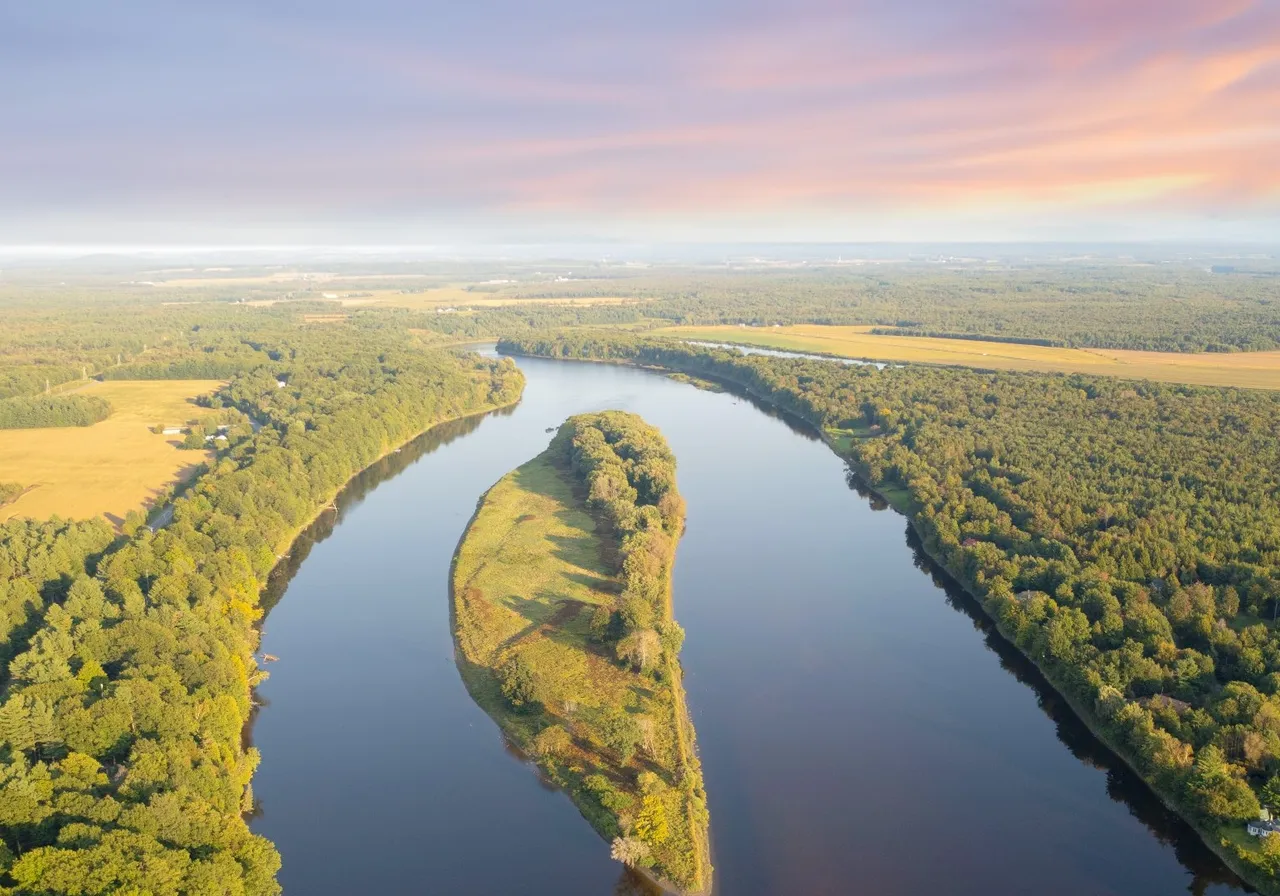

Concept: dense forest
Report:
left=488, top=267, right=1280, bottom=353
left=0, top=396, right=111, bottom=430
left=0, top=330, right=524, bottom=894
left=0, top=295, right=335, bottom=399
left=5, top=263, right=1278, bottom=406
left=501, top=331, right=1280, bottom=887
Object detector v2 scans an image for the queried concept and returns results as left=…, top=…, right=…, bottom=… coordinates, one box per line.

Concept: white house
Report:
left=1247, top=818, right=1280, bottom=837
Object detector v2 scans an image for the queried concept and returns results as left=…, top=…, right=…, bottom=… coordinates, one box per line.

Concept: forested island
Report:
left=500, top=331, right=1280, bottom=892
left=451, top=412, right=711, bottom=893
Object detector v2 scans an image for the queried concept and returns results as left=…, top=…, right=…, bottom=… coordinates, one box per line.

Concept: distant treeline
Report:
left=502, top=330, right=1280, bottom=889
left=484, top=267, right=1280, bottom=353
left=99, top=357, right=253, bottom=381
left=869, top=328, right=1067, bottom=347
left=0, top=394, right=111, bottom=429
left=0, top=365, right=89, bottom=401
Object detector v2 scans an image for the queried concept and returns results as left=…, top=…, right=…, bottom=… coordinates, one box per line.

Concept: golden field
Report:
left=0, top=379, right=221, bottom=527
left=655, top=324, right=1280, bottom=391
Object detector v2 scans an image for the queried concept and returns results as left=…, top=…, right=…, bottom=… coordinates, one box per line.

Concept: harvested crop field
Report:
left=656, top=324, right=1280, bottom=390
left=0, top=379, right=221, bottom=527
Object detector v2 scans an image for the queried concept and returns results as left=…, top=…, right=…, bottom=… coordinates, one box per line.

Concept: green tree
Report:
left=599, top=710, right=640, bottom=763
left=533, top=725, right=572, bottom=759
left=497, top=654, right=543, bottom=713
left=634, top=794, right=670, bottom=845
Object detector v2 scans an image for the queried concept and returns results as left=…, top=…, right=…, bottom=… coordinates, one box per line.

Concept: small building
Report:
left=162, top=427, right=182, bottom=435
left=1247, top=818, right=1280, bottom=838
left=1144, top=694, right=1192, bottom=714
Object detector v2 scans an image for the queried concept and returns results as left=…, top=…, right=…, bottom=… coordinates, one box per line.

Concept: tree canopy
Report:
left=0, top=331, right=524, bottom=894
left=505, top=330, right=1280, bottom=884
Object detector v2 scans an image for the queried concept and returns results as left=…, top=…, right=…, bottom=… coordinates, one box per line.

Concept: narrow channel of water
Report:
left=249, top=351, right=1249, bottom=895
left=687, top=340, right=886, bottom=367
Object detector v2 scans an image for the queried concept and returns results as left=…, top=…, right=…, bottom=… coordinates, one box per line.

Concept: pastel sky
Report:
left=3, top=0, right=1279, bottom=244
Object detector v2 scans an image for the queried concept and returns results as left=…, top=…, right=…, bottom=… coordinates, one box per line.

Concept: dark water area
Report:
left=250, top=351, right=1249, bottom=895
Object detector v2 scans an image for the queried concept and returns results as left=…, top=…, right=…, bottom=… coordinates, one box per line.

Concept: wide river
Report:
left=250, top=350, right=1250, bottom=895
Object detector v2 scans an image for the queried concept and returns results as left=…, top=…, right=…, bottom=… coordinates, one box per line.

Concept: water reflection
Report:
left=247, top=351, right=1253, bottom=896
left=845, top=462, right=1251, bottom=894
left=259, top=408, right=509, bottom=613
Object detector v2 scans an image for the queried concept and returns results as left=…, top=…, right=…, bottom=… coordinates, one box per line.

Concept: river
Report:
left=249, top=350, right=1250, bottom=895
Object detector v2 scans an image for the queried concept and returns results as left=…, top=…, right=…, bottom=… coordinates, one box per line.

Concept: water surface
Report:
left=250, top=352, right=1248, bottom=895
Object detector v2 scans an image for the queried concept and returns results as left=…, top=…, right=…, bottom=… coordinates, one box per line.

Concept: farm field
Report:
left=655, top=324, right=1280, bottom=390
left=0, top=379, right=221, bottom=527
left=167, top=285, right=645, bottom=313
left=346, top=287, right=643, bottom=310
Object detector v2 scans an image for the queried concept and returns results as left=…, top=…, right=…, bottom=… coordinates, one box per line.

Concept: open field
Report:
left=165, top=286, right=645, bottom=311
left=453, top=454, right=619, bottom=670
left=655, top=324, right=1280, bottom=390
left=345, top=287, right=644, bottom=310
left=0, top=379, right=221, bottom=527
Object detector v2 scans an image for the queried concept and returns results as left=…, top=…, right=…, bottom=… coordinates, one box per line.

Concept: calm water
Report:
left=250, top=352, right=1249, bottom=895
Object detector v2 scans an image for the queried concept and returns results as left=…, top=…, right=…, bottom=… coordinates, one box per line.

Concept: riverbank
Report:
left=262, top=394, right=521, bottom=572
left=450, top=416, right=711, bottom=894
left=828, top=437, right=1274, bottom=895
left=242, top=376, right=526, bottom=788
left=498, top=342, right=1273, bottom=895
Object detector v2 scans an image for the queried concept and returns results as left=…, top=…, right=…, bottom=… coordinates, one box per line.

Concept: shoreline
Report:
left=260, top=394, right=522, bottom=578
left=240, top=388, right=525, bottom=799
left=827, top=441, right=1268, bottom=895
left=447, top=478, right=689, bottom=896
left=449, top=433, right=711, bottom=895
left=501, top=345, right=1272, bottom=896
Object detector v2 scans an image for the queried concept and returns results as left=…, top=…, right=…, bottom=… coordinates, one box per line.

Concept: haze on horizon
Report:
left=3, top=0, right=1279, bottom=246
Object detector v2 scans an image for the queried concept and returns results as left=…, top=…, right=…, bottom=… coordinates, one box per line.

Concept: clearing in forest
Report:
left=0, top=379, right=221, bottom=528
left=656, top=324, right=1280, bottom=391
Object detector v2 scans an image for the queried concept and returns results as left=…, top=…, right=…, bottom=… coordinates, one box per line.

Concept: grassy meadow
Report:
left=0, top=379, right=220, bottom=527
left=656, top=324, right=1280, bottom=390
left=451, top=451, right=707, bottom=892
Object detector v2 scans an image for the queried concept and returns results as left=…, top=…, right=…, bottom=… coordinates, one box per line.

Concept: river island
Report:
left=450, top=411, right=712, bottom=893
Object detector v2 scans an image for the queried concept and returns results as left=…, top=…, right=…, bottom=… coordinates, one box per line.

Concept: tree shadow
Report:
left=899, top=522, right=1253, bottom=894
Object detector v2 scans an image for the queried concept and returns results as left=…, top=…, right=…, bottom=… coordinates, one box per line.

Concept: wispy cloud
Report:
left=1, top=0, right=1277, bottom=240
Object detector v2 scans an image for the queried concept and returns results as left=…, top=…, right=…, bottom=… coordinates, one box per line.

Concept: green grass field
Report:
left=656, top=324, right=1280, bottom=391
left=451, top=450, right=707, bottom=892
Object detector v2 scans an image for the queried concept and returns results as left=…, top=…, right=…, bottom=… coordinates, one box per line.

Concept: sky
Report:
left=2, top=0, right=1279, bottom=246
